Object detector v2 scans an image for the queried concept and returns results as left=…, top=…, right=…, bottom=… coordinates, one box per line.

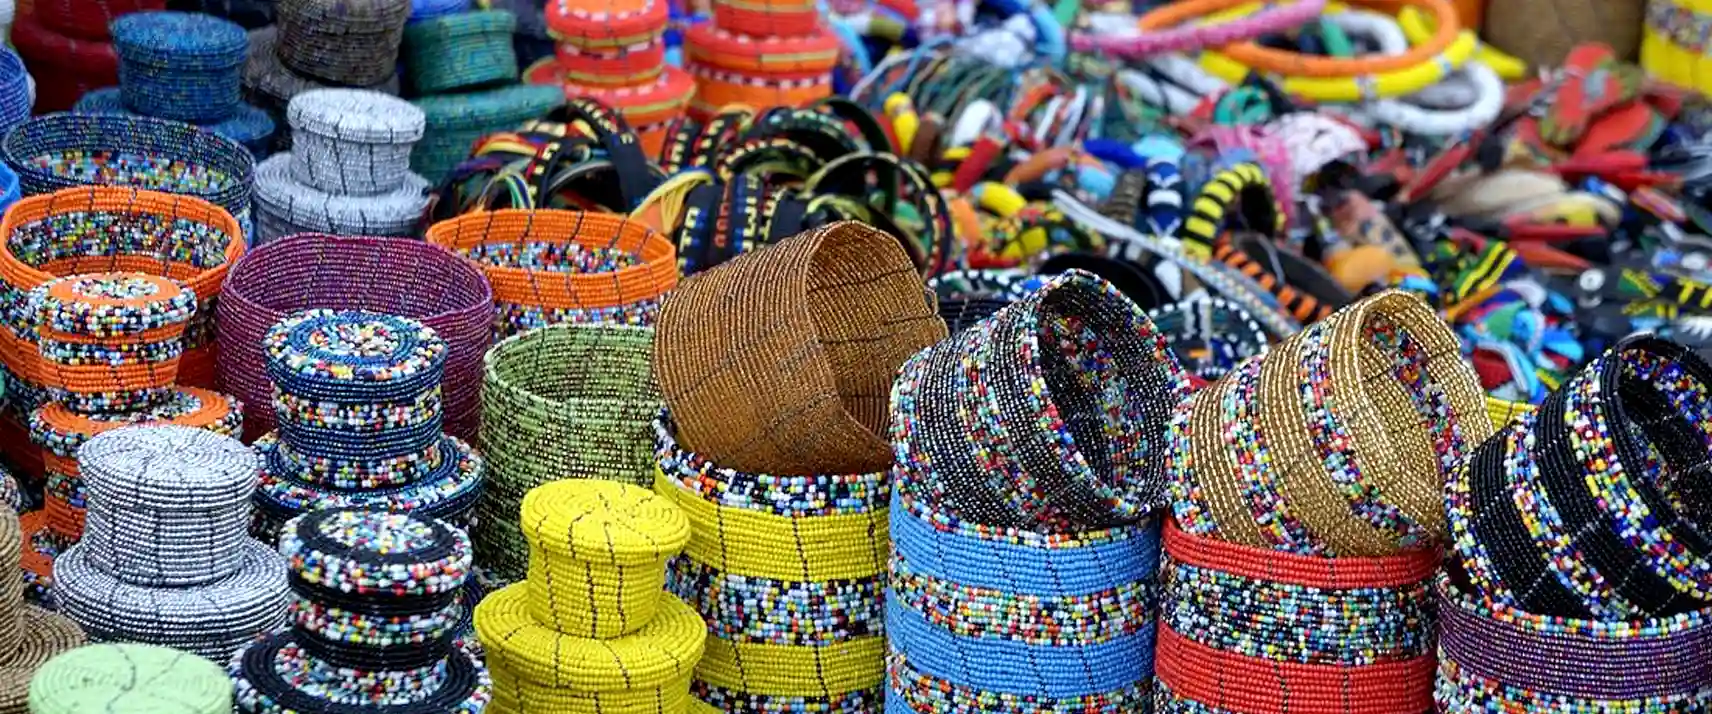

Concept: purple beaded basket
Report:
left=215, top=233, right=493, bottom=442
left=1435, top=575, right=1712, bottom=711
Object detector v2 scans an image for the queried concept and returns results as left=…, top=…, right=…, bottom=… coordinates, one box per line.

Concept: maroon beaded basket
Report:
left=215, top=233, right=494, bottom=442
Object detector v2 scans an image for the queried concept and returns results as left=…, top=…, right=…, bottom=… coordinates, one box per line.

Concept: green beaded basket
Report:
left=403, top=10, right=519, bottom=95
left=411, top=83, right=562, bottom=183
left=28, top=644, right=231, bottom=714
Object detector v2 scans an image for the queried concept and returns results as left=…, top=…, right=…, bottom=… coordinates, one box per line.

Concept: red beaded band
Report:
left=545, top=0, right=670, bottom=49
left=1164, top=513, right=1440, bottom=590
left=1155, top=625, right=1436, bottom=714
left=710, top=0, right=821, bottom=37
left=554, top=39, right=667, bottom=86
left=683, top=22, right=840, bottom=76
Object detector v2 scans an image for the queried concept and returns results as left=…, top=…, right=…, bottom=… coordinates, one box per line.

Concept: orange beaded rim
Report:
left=687, top=63, right=832, bottom=118
left=1155, top=0, right=1459, bottom=77
left=683, top=22, right=840, bottom=76
left=425, top=210, right=679, bottom=310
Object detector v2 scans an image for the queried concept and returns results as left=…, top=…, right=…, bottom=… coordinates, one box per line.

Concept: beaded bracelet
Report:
left=1214, top=0, right=1461, bottom=77
left=1212, top=232, right=1353, bottom=324
left=1176, top=162, right=1285, bottom=260
left=1199, top=21, right=1480, bottom=101
left=1068, top=0, right=1327, bottom=58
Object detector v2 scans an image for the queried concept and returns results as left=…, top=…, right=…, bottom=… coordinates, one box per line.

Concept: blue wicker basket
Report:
left=74, top=87, right=276, bottom=159
left=0, top=48, right=30, bottom=138
left=409, top=0, right=468, bottom=22
left=111, top=12, right=249, bottom=123
left=2, top=113, right=256, bottom=223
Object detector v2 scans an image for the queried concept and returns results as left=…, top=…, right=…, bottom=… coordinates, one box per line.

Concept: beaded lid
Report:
left=30, top=387, right=243, bottom=458
left=110, top=11, right=248, bottom=67
left=414, top=84, right=563, bottom=131
left=33, top=273, right=195, bottom=338
left=27, top=644, right=233, bottom=714
left=279, top=508, right=472, bottom=597
left=263, top=309, right=448, bottom=400
left=519, top=479, right=689, bottom=564
left=288, top=88, right=426, bottom=144
left=475, top=582, right=706, bottom=689
left=78, top=425, right=260, bottom=509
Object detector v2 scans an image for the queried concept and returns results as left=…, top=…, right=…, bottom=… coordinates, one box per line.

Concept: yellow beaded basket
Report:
left=520, top=480, right=691, bottom=638
left=475, top=583, right=708, bottom=713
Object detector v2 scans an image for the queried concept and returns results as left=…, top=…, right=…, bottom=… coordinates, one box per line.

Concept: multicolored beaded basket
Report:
left=475, top=323, right=661, bottom=581
left=425, top=209, right=679, bottom=338
left=31, top=272, right=196, bottom=414
left=655, top=413, right=890, bottom=713
left=215, top=233, right=492, bottom=441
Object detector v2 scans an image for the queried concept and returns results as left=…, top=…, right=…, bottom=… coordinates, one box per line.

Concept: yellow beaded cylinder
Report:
left=520, top=479, right=691, bottom=638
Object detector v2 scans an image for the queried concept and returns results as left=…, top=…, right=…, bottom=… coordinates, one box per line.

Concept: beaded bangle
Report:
left=1169, top=290, right=1491, bottom=556
left=520, top=479, right=689, bottom=638
left=1145, top=296, right=1268, bottom=381
left=1176, top=162, right=1284, bottom=260
left=1216, top=0, right=1461, bottom=77
left=1436, top=574, right=1712, bottom=713
left=891, top=270, right=1189, bottom=531
left=1198, top=22, right=1480, bottom=102
left=1068, top=0, right=1327, bottom=58
left=1212, top=232, right=1352, bottom=325
left=652, top=221, right=945, bottom=477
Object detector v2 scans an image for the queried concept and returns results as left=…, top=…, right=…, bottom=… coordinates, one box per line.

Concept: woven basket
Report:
left=520, top=479, right=689, bottom=638
left=655, top=414, right=890, bottom=711
left=402, top=10, right=519, bottom=94
left=285, top=88, right=425, bottom=196
left=652, top=221, right=945, bottom=476
left=0, top=49, right=30, bottom=138
left=426, top=209, right=678, bottom=338
left=251, top=153, right=429, bottom=244
left=11, top=14, right=116, bottom=113
left=1485, top=0, right=1644, bottom=68
left=241, top=26, right=402, bottom=152
left=476, top=323, right=660, bottom=581
left=33, top=0, right=165, bottom=40
left=215, top=233, right=492, bottom=442
left=2, top=113, right=255, bottom=224
left=32, top=273, right=195, bottom=414
left=110, top=11, right=248, bottom=123
left=29, top=643, right=231, bottom=714
left=72, top=88, right=276, bottom=159
left=0, top=187, right=243, bottom=410
left=275, top=0, right=411, bottom=86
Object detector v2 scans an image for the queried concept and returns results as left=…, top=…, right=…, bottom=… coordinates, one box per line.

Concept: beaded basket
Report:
left=33, top=0, right=166, bottom=40
left=286, top=88, right=425, bottom=196
left=655, top=414, right=890, bottom=712
left=476, top=323, right=661, bottom=580
left=110, top=11, right=249, bottom=123
left=0, top=49, right=31, bottom=137
left=173, top=0, right=277, bottom=28
left=275, top=0, right=412, bottom=86
left=1153, top=522, right=1438, bottom=714
left=10, top=13, right=118, bottom=113
left=241, top=27, right=402, bottom=152
left=410, top=0, right=470, bottom=22
left=651, top=221, right=944, bottom=477
left=31, top=273, right=196, bottom=413
left=1167, top=290, right=1492, bottom=557
left=214, top=233, right=492, bottom=441
left=2, top=113, right=256, bottom=222
left=519, top=480, right=689, bottom=638
left=426, top=210, right=678, bottom=339
left=73, top=88, right=277, bottom=159
left=402, top=10, right=519, bottom=94
left=543, top=0, right=668, bottom=50
left=409, top=84, right=563, bottom=183
left=251, top=153, right=429, bottom=244
left=0, top=187, right=245, bottom=405
left=475, top=582, right=706, bottom=713
left=28, top=643, right=232, bottom=714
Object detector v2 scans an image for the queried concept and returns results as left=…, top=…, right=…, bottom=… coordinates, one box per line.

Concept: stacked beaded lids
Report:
left=249, top=309, right=486, bottom=542
left=28, top=643, right=231, bottom=714
left=682, top=0, right=837, bottom=118
left=475, top=479, right=707, bottom=713
left=528, top=0, right=691, bottom=152
left=1439, top=334, right=1712, bottom=710
left=231, top=508, right=490, bottom=713
left=0, top=507, right=84, bottom=714
left=475, top=323, right=662, bottom=581
left=651, top=223, right=945, bottom=712
left=52, top=426, right=289, bottom=662
left=241, top=4, right=405, bottom=151
left=252, top=89, right=430, bottom=244
left=1158, top=290, right=1491, bottom=713
left=886, top=270, right=1186, bottom=713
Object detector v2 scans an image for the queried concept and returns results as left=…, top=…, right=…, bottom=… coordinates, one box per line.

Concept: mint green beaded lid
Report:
left=27, top=644, right=231, bottom=714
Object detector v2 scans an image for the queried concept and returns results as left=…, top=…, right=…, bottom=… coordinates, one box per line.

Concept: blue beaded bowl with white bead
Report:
left=111, top=12, right=250, bottom=123
left=263, top=309, right=449, bottom=404
left=75, top=87, right=277, bottom=159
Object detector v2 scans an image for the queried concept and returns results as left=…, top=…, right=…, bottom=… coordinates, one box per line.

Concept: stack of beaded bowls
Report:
left=1159, top=291, right=1493, bottom=714
left=475, top=479, right=707, bottom=713
left=526, top=0, right=691, bottom=153
left=1, top=114, right=256, bottom=226
left=31, top=273, right=196, bottom=415
left=427, top=209, right=678, bottom=339
left=53, top=425, right=290, bottom=662
left=0, top=186, right=244, bottom=487
left=475, top=323, right=661, bottom=582
left=1441, top=334, right=1712, bottom=711
left=249, top=309, right=485, bottom=543
left=0, top=507, right=84, bottom=714
left=27, top=643, right=231, bottom=714
left=214, top=233, right=492, bottom=442
left=252, top=89, right=430, bottom=244
left=241, top=26, right=403, bottom=152
left=231, top=509, right=491, bottom=713
left=411, top=83, right=562, bottom=184
left=885, top=270, right=1188, bottom=713
left=650, top=223, right=944, bottom=712
left=402, top=10, right=517, bottom=95
left=681, top=0, right=835, bottom=119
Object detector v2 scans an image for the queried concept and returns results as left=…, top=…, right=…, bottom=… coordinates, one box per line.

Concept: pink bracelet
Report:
left=1070, top=0, right=1326, bottom=58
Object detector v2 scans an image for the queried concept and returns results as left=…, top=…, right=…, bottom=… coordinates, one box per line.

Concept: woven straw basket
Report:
left=1484, top=0, right=1645, bottom=68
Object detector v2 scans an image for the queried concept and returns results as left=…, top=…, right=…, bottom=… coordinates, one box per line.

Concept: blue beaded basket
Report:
left=886, top=490, right=1161, bottom=710
left=0, top=161, right=18, bottom=215
left=0, top=48, right=31, bottom=138
left=74, top=87, right=277, bottom=159
left=409, top=0, right=468, bottom=22
left=2, top=113, right=256, bottom=223
left=112, top=12, right=249, bottom=124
